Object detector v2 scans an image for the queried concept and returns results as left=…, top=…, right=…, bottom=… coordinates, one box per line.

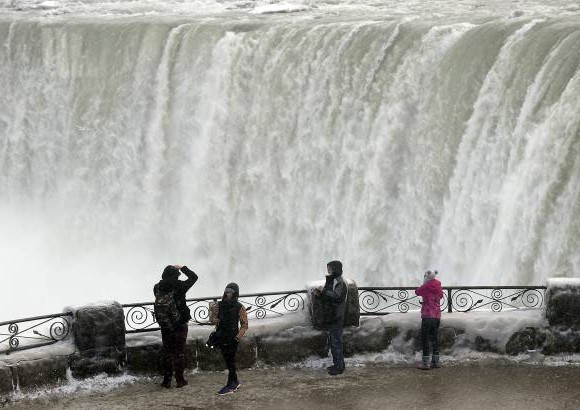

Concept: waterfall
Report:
left=1, top=13, right=579, bottom=318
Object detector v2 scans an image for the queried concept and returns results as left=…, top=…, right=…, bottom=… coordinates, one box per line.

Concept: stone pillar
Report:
left=307, top=278, right=360, bottom=329
left=67, top=301, right=126, bottom=378
left=545, top=278, right=580, bottom=328
left=0, top=367, right=13, bottom=393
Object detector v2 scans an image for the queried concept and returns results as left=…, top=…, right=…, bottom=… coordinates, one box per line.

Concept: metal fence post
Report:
left=447, top=288, right=453, bottom=313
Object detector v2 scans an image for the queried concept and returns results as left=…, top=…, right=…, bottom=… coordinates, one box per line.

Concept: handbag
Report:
left=206, top=329, right=221, bottom=349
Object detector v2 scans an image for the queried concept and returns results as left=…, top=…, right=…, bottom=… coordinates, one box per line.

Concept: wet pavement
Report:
left=6, top=363, right=580, bottom=409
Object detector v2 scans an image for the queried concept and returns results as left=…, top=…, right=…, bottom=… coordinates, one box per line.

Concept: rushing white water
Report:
left=0, top=1, right=579, bottom=320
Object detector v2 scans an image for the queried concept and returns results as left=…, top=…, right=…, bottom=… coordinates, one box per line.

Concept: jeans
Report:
left=329, top=323, right=345, bottom=370
left=421, top=318, right=440, bottom=358
left=220, top=340, right=239, bottom=387
left=161, top=323, right=188, bottom=383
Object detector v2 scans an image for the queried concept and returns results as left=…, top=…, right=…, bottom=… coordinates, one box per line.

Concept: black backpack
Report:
left=154, top=290, right=180, bottom=330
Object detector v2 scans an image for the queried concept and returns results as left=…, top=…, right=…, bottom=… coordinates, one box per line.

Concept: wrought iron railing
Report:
left=123, top=290, right=308, bottom=333
left=0, top=312, right=73, bottom=354
left=358, top=286, right=547, bottom=315
left=1, top=286, right=548, bottom=343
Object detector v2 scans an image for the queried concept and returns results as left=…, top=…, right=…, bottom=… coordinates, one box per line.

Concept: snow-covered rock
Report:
left=546, top=278, right=580, bottom=328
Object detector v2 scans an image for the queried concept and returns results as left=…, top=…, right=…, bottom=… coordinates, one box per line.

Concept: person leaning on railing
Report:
left=153, top=264, right=198, bottom=388
left=209, top=282, right=249, bottom=395
left=415, top=270, right=443, bottom=370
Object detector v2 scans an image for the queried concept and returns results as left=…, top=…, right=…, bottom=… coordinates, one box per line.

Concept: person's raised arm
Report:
left=179, top=265, right=199, bottom=291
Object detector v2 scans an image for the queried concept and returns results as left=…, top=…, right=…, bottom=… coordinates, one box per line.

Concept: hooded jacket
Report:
left=209, top=283, right=249, bottom=343
left=415, top=278, right=443, bottom=319
left=321, top=273, right=348, bottom=325
left=153, top=266, right=198, bottom=326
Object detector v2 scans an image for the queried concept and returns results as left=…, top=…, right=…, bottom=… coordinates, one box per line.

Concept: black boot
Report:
left=175, top=354, right=188, bottom=388
left=161, top=373, right=172, bottom=388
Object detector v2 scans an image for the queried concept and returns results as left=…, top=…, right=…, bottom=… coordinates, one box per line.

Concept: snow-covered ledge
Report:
left=545, top=278, right=580, bottom=329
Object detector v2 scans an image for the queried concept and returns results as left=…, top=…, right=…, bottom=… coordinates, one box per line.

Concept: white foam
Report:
left=249, top=3, right=311, bottom=15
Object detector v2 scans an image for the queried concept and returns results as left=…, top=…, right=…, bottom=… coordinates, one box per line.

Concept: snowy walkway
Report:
left=6, top=362, right=580, bottom=409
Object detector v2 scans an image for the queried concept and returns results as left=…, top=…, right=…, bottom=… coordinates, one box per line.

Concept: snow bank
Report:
left=547, top=278, right=580, bottom=288
left=0, top=341, right=75, bottom=367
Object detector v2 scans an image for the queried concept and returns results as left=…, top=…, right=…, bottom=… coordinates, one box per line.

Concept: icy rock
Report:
left=125, top=344, right=162, bottom=374
left=546, top=278, right=580, bottom=328
left=14, top=356, right=68, bottom=389
left=0, top=366, right=13, bottom=393
left=256, top=327, right=327, bottom=365
left=194, top=339, right=224, bottom=370
left=541, top=327, right=580, bottom=355
left=475, top=335, right=502, bottom=354
left=505, top=327, right=547, bottom=355
left=237, top=337, right=258, bottom=368
left=397, top=326, right=460, bottom=354
left=195, top=337, right=256, bottom=370
left=68, top=302, right=125, bottom=378
left=69, top=357, right=120, bottom=378
left=439, top=327, right=461, bottom=352
left=344, top=322, right=399, bottom=355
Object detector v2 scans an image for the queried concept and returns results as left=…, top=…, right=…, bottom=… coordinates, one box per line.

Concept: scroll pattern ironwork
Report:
left=123, top=291, right=307, bottom=333
left=0, top=313, right=72, bottom=354
left=358, top=286, right=545, bottom=315
left=450, top=288, right=545, bottom=312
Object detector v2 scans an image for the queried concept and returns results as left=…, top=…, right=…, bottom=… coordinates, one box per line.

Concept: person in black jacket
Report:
left=153, top=264, right=198, bottom=388
left=209, top=282, right=248, bottom=395
left=314, top=260, right=348, bottom=375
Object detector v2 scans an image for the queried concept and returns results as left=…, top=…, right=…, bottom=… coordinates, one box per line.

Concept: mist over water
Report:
left=1, top=1, right=579, bottom=320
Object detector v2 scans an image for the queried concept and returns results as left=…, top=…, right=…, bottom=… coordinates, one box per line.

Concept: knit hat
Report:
left=424, top=270, right=438, bottom=281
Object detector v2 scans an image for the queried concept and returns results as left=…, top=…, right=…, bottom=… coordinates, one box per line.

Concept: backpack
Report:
left=154, top=290, right=180, bottom=330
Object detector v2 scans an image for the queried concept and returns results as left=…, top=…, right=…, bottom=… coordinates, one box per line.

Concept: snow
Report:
left=547, top=277, right=580, bottom=288
left=0, top=341, right=75, bottom=367
left=289, top=349, right=580, bottom=370
left=125, top=307, right=547, bottom=355
left=10, top=371, right=145, bottom=402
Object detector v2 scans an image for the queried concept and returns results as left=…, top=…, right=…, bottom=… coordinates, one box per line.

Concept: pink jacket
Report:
left=415, top=279, right=443, bottom=319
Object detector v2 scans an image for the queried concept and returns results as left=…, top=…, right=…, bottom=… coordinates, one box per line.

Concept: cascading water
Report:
left=1, top=1, right=579, bottom=320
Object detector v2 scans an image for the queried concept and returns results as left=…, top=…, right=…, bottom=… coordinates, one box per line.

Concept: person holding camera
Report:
left=209, top=282, right=248, bottom=395
left=314, top=260, right=348, bottom=376
left=415, top=269, right=443, bottom=370
left=153, top=264, right=198, bottom=388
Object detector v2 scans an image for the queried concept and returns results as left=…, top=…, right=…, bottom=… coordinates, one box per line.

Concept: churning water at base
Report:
left=1, top=1, right=579, bottom=319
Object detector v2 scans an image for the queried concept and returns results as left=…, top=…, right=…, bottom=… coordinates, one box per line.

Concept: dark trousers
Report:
left=161, top=323, right=188, bottom=383
left=421, top=318, right=440, bottom=357
left=220, top=340, right=239, bottom=387
left=329, top=323, right=345, bottom=370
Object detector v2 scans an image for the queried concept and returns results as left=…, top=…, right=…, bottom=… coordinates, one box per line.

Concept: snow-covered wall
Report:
left=3, top=279, right=580, bottom=394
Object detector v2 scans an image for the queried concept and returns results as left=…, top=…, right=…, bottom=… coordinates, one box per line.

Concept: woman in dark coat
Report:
left=209, top=282, right=248, bottom=395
